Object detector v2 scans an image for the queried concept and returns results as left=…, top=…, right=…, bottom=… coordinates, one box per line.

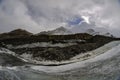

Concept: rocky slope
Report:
left=0, top=29, right=119, bottom=62
left=0, top=29, right=119, bottom=61
left=0, top=41, right=120, bottom=80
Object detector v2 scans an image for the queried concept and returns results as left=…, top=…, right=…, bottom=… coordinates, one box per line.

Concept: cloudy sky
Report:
left=0, top=0, right=120, bottom=36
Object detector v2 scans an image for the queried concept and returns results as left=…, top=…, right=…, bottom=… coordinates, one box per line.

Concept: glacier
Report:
left=0, top=41, right=120, bottom=80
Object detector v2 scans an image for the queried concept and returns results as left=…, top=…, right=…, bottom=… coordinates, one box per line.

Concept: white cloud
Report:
left=0, top=0, right=120, bottom=37
left=81, top=16, right=90, bottom=24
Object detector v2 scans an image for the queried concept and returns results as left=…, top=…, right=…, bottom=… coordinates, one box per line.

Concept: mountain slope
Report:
left=0, top=29, right=33, bottom=39
left=38, top=26, right=72, bottom=35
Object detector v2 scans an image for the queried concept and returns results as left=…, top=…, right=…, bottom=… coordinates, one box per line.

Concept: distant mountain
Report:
left=85, top=29, right=114, bottom=37
left=0, top=25, right=114, bottom=40
left=0, top=29, right=33, bottom=39
left=38, top=26, right=72, bottom=35
left=100, top=32, right=114, bottom=37
left=70, top=22, right=114, bottom=37
left=71, top=22, right=93, bottom=33
left=85, top=29, right=99, bottom=35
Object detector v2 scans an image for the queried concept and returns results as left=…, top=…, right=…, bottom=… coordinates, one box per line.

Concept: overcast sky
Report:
left=0, top=0, right=120, bottom=37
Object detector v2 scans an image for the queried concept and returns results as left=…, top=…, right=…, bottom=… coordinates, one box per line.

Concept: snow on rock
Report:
left=62, top=39, right=85, bottom=43
left=71, top=41, right=120, bottom=60
left=0, top=48, right=15, bottom=55
left=18, top=41, right=120, bottom=65
left=31, top=41, right=120, bottom=73
left=7, top=42, right=77, bottom=49
left=10, top=41, right=120, bottom=66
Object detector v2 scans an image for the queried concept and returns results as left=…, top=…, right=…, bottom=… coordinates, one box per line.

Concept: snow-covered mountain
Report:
left=37, top=24, right=113, bottom=37
left=70, top=22, right=114, bottom=37
left=84, top=29, right=114, bottom=37
left=38, top=26, right=72, bottom=35
left=84, top=29, right=99, bottom=35
left=71, top=22, right=93, bottom=33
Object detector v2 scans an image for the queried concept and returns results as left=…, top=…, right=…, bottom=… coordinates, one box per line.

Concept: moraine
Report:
left=0, top=29, right=120, bottom=80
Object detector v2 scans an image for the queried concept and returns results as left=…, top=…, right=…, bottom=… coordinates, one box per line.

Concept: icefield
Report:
left=0, top=41, right=120, bottom=80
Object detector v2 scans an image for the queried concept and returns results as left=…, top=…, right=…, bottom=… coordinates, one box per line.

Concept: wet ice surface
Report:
left=0, top=41, right=120, bottom=80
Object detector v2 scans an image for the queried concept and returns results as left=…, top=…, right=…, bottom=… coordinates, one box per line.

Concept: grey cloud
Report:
left=0, top=0, right=120, bottom=37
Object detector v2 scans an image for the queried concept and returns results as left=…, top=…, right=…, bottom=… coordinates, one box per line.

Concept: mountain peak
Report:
left=55, top=26, right=66, bottom=31
left=38, top=26, right=72, bottom=35
left=0, top=29, right=33, bottom=39
left=85, top=29, right=99, bottom=35
left=10, top=29, right=27, bottom=33
left=9, top=29, right=32, bottom=35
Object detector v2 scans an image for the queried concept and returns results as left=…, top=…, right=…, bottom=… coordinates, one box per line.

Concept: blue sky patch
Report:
left=67, top=17, right=84, bottom=25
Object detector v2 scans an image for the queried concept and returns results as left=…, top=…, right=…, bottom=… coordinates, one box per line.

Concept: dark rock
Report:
left=0, top=53, right=25, bottom=66
left=0, top=29, right=33, bottom=40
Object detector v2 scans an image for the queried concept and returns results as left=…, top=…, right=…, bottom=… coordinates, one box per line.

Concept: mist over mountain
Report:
left=0, top=0, right=120, bottom=37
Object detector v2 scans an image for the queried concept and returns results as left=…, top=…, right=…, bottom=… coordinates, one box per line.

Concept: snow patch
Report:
left=7, top=42, right=77, bottom=49
left=0, top=48, right=15, bottom=55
